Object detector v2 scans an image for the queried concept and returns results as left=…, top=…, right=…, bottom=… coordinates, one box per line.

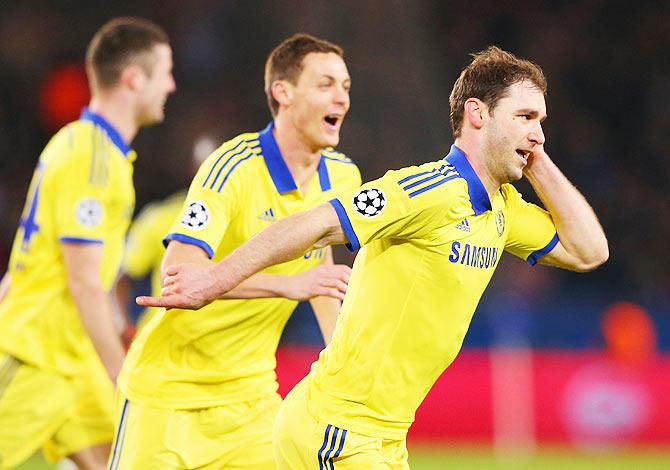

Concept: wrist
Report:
left=208, top=264, right=230, bottom=300
left=273, top=274, right=296, bottom=298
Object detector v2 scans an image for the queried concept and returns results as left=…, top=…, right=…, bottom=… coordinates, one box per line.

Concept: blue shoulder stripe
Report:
left=402, top=171, right=444, bottom=191
left=408, top=173, right=459, bottom=198
left=202, top=140, right=245, bottom=188
left=217, top=152, right=256, bottom=192
left=207, top=143, right=260, bottom=190
left=397, top=163, right=451, bottom=186
left=322, top=148, right=352, bottom=160
left=202, top=138, right=260, bottom=189
left=209, top=147, right=259, bottom=191
left=398, top=163, right=459, bottom=197
left=323, top=155, right=356, bottom=165
left=398, top=170, right=433, bottom=185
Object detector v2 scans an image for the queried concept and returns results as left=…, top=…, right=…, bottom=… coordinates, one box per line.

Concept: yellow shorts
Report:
left=273, top=380, right=409, bottom=470
left=108, top=392, right=282, bottom=469
left=0, top=354, right=115, bottom=469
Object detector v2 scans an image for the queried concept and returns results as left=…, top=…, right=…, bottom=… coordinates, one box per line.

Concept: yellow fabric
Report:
left=119, top=123, right=361, bottom=410
left=274, top=379, right=409, bottom=470
left=122, top=190, right=186, bottom=320
left=108, top=394, right=281, bottom=469
left=0, top=117, right=135, bottom=377
left=305, top=147, right=557, bottom=439
left=0, top=354, right=114, bottom=468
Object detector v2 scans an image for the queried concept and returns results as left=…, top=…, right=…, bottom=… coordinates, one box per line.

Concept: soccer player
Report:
left=0, top=18, right=175, bottom=470
left=140, top=47, right=609, bottom=468
left=109, top=34, right=361, bottom=469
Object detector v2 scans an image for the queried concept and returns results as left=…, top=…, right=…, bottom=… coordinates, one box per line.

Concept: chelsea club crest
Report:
left=495, top=211, right=505, bottom=237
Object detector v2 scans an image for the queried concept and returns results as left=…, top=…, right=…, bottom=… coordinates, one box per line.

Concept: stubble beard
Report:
left=484, top=125, right=522, bottom=185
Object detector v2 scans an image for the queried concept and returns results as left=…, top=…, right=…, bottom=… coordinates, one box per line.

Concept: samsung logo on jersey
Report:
left=448, top=241, right=498, bottom=268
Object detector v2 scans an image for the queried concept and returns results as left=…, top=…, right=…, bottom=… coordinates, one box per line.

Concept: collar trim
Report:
left=445, top=145, right=492, bottom=215
left=80, top=108, right=131, bottom=157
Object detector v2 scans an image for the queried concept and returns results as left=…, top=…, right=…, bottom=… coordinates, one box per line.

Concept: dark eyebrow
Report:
left=517, top=108, right=547, bottom=122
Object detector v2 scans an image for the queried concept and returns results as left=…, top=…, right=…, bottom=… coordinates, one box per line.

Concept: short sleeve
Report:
left=329, top=169, right=447, bottom=252
left=503, top=185, right=559, bottom=266
left=54, top=154, right=111, bottom=244
left=163, top=151, right=240, bottom=259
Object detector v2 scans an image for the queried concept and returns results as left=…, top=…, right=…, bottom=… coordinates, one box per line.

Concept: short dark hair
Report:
left=86, top=17, right=169, bottom=90
left=449, top=46, right=547, bottom=138
left=264, top=33, right=344, bottom=117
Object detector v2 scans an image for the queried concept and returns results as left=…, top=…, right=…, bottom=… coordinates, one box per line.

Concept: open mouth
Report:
left=324, top=115, right=340, bottom=128
left=516, top=149, right=530, bottom=163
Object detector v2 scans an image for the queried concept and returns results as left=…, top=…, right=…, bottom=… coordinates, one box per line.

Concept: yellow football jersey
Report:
left=0, top=109, right=136, bottom=376
left=122, top=190, right=186, bottom=318
left=119, top=122, right=361, bottom=409
left=306, top=145, right=558, bottom=439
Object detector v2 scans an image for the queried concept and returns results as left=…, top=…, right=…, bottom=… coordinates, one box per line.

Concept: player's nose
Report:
left=333, top=85, right=350, bottom=108
left=168, top=74, right=177, bottom=94
left=529, top=122, right=545, bottom=145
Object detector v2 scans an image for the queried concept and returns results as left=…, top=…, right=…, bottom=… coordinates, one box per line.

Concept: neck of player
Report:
left=273, top=117, right=322, bottom=193
left=454, top=138, right=502, bottom=199
left=88, top=94, right=139, bottom=146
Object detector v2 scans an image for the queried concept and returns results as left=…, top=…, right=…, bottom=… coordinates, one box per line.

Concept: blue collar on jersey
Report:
left=445, top=145, right=492, bottom=215
left=258, top=121, right=332, bottom=193
left=80, top=108, right=131, bottom=157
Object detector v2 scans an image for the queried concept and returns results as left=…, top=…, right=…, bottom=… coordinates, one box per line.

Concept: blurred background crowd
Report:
left=2, top=0, right=670, bottom=463
left=0, top=1, right=668, bottom=350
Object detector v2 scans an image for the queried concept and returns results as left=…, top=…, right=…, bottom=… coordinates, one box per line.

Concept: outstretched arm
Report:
left=138, top=202, right=347, bottom=309
left=160, top=240, right=350, bottom=301
left=525, top=146, right=608, bottom=271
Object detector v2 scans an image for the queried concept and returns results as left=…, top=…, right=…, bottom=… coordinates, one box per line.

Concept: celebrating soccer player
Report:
left=109, top=34, right=360, bottom=468
left=0, top=18, right=175, bottom=470
left=140, top=46, right=608, bottom=468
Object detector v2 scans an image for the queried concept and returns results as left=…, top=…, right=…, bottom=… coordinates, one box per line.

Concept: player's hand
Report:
left=136, top=263, right=222, bottom=310
left=283, top=264, right=351, bottom=301
left=524, top=143, right=548, bottom=173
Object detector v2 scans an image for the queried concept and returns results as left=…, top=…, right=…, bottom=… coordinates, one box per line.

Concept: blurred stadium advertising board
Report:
left=276, top=346, right=670, bottom=447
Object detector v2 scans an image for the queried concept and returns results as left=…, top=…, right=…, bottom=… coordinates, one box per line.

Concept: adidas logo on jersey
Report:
left=456, top=218, right=470, bottom=232
left=259, top=207, right=277, bottom=222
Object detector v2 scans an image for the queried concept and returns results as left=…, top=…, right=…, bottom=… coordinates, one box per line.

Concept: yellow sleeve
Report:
left=163, top=148, right=242, bottom=258
left=329, top=168, right=447, bottom=251
left=503, top=184, right=559, bottom=265
left=53, top=150, right=111, bottom=244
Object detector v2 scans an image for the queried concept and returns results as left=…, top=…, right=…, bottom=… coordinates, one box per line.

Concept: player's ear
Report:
left=464, top=98, right=485, bottom=130
left=120, top=64, right=146, bottom=91
left=271, top=80, right=292, bottom=109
